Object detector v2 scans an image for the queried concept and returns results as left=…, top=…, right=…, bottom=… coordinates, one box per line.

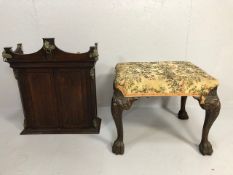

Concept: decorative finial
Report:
left=15, top=43, right=23, bottom=54
left=43, top=38, right=55, bottom=55
left=2, top=48, right=13, bottom=62
left=89, top=43, right=99, bottom=61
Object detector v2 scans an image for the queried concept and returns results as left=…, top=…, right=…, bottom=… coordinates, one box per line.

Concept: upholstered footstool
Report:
left=111, top=61, right=221, bottom=156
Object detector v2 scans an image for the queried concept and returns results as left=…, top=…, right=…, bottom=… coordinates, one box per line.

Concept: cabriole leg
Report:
left=111, top=89, right=137, bottom=155
left=178, top=96, right=189, bottom=120
left=196, top=88, right=221, bottom=155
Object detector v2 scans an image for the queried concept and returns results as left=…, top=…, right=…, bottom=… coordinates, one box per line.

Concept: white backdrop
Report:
left=0, top=0, right=233, bottom=110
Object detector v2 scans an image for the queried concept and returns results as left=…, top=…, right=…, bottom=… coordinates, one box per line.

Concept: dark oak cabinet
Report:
left=3, top=38, right=101, bottom=134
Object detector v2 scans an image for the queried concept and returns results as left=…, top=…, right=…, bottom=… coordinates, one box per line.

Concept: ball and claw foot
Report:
left=199, top=141, right=213, bottom=155
left=178, top=110, right=189, bottom=120
left=112, top=139, right=124, bottom=155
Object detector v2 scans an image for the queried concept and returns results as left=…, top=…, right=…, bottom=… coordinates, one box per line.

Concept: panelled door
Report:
left=18, top=69, right=59, bottom=129
left=54, top=68, right=93, bottom=128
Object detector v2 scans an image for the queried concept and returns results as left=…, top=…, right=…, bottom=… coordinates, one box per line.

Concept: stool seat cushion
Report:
left=114, top=61, right=219, bottom=99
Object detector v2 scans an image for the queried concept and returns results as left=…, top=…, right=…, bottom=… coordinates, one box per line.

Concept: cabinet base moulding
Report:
left=21, top=118, right=101, bottom=135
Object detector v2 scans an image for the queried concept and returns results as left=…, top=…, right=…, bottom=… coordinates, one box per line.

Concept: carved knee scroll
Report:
left=112, top=89, right=137, bottom=111
left=194, top=87, right=221, bottom=155
left=111, top=89, right=138, bottom=155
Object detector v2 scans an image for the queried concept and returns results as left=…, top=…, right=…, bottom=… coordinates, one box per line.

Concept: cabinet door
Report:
left=18, top=69, right=59, bottom=129
left=54, top=69, right=93, bottom=128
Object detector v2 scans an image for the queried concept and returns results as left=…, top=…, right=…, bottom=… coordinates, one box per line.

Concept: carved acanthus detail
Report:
left=89, top=43, right=98, bottom=61
left=90, top=68, right=95, bottom=79
left=43, top=41, right=55, bottom=55
left=2, top=50, right=12, bottom=62
left=112, top=89, right=138, bottom=111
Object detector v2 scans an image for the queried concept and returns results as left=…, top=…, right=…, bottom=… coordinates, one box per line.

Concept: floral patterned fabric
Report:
left=114, top=61, right=219, bottom=103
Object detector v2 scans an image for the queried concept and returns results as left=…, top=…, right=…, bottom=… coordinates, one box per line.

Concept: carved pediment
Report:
left=2, top=38, right=98, bottom=63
